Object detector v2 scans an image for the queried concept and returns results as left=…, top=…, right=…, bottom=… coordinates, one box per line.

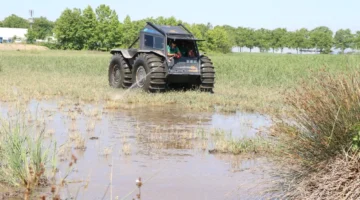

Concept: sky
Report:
left=0, top=0, right=359, bottom=32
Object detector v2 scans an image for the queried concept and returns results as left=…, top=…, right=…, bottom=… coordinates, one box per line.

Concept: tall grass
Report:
left=1, top=50, right=360, bottom=113
left=0, top=106, right=57, bottom=199
left=271, top=68, right=360, bottom=198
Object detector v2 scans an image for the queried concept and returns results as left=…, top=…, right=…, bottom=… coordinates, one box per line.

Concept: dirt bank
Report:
left=0, top=43, right=48, bottom=51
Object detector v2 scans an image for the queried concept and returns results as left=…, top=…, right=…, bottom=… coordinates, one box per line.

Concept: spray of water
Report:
left=109, top=63, right=165, bottom=101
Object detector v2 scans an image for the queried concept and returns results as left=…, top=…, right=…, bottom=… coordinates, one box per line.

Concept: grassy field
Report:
left=1, top=50, right=360, bottom=114
left=2, top=50, right=360, bottom=199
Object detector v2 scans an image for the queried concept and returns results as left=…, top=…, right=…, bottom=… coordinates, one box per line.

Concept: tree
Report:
left=353, top=31, right=360, bottom=50
left=221, top=25, right=236, bottom=47
left=3, top=14, right=29, bottom=28
left=82, top=6, right=98, bottom=50
left=255, top=28, right=272, bottom=52
left=0, top=21, right=3, bottom=27
left=243, top=28, right=256, bottom=52
left=32, top=17, right=54, bottom=39
left=285, top=31, right=296, bottom=51
left=235, top=27, right=247, bottom=52
left=334, top=29, right=353, bottom=53
left=196, top=23, right=211, bottom=38
left=291, top=28, right=311, bottom=53
left=165, top=16, right=180, bottom=26
left=310, top=26, right=333, bottom=54
left=26, top=29, right=36, bottom=44
left=188, top=24, right=207, bottom=52
left=206, top=26, right=232, bottom=53
left=54, top=8, right=85, bottom=50
left=121, top=15, right=137, bottom=48
left=95, top=4, right=122, bottom=50
left=271, top=28, right=287, bottom=53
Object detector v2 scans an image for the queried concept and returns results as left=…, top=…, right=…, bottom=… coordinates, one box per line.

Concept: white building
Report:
left=0, top=27, right=28, bottom=43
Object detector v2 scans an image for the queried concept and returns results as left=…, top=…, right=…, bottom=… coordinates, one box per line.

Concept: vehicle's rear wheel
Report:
left=108, top=53, right=132, bottom=88
left=199, top=55, right=215, bottom=93
left=132, top=53, right=166, bottom=92
left=135, top=65, right=147, bottom=88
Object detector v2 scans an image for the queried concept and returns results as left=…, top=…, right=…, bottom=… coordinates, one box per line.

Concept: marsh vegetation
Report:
left=1, top=50, right=360, bottom=199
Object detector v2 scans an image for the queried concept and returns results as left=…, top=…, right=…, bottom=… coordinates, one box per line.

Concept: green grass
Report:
left=0, top=107, right=57, bottom=198
left=1, top=50, right=360, bottom=114
left=2, top=50, right=360, bottom=198
left=202, top=129, right=271, bottom=155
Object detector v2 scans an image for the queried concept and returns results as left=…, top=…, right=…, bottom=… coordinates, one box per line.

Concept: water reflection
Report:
left=0, top=99, right=275, bottom=200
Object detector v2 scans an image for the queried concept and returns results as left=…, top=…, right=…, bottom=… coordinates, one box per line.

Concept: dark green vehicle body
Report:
left=108, top=22, right=215, bottom=92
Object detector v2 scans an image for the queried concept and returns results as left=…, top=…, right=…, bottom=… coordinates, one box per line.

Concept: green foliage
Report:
left=95, top=4, right=121, bottom=50
left=0, top=112, right=56, bottom=190
left=235, top=27, right=247, bottom=52
left=2, top=14, right=29, bottom=28
left=188, top=24, right=208, bottom=51
left=353, top=31, right=360, bottom=50
left=350, top=124, right=360, bottom=151
left=207, top=129, right=270, bottom=155
left=32, top=17, right=54, bottom=39
left=310, top=26, right=333, bottom=53
left=54, top=8, right=85, bottom=50
left=38, top=42, right=62, bottom=50
left=82, top=6, right=98, bottom=50
left=3, top=5, right=360, bottom=54
left=220, top=25, right=236, bottom=46
left=271, top=28, right=288, bottom=53
left=206, top=26, right=232, bottom=53
left=334, top=29, right=354, bottom=53
left=292, top=28, right=311, bottom=53
left=26, top=29, right=37, bottom=44
left=120, top=15, right=137, bottom=48
left=255, top=28, right=272, bottom=52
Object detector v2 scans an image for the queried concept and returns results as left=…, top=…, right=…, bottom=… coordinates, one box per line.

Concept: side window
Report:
left=154, top=37, right=164, bottom=49
left=144, top=35, right=154, bottom=48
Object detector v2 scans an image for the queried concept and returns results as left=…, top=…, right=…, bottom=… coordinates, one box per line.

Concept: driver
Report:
left=167, top=40, right=181, bottom=60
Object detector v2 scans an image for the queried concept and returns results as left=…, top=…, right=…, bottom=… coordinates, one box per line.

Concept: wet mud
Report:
left=0, top=99, right=274, bottom=200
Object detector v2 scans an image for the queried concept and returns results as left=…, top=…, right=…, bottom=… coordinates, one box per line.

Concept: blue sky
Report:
left=1, top=0, right=359, bottom=32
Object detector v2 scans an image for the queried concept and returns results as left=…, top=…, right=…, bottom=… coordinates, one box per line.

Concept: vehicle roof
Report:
left=142, top=24, right=191, bottom=36
left=155, top=25, right=189, bottom=35
left=141, top=23, right=205, bottom=41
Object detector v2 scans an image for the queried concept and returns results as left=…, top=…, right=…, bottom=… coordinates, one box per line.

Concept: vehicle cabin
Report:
left=139, top=24, right=200, bottom=59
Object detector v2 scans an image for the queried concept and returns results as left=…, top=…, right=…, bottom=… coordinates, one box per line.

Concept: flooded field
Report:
left=0, top=99, right=275, bottom=200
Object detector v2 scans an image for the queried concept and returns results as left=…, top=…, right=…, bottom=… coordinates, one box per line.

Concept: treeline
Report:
left=1, top=4, right=360, bottom=53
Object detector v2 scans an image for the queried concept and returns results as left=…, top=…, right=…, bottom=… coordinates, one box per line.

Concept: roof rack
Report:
left=178, top=24, right=194, bottom=37
left=146, top=22, right=166, bottom=36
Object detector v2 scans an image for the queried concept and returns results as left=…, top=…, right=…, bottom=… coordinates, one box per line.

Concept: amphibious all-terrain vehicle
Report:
left=108, top=22, right=215, bottom=92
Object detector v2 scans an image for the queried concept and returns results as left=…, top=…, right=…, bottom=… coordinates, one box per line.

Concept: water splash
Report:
left=109, top=63, right=164, bottom=101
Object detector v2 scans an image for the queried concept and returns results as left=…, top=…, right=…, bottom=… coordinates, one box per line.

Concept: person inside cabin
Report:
left=187, top=43, right=195, bottom=57
left=178, top=40, right=188, bottom=57
left=167, top=40, right=181, bottom=60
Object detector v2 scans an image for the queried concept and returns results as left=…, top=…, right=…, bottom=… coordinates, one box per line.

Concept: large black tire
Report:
left=131, top=53, right=166, bottom=92
left=199, top=55, right=215, bottom=92
left=108, top=54, right=132, bottom=89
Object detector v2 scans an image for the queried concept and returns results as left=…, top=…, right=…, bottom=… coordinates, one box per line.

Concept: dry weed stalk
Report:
left=272, top=69, right=360, bottom=198
left=281, top=154, right=360, bottom=200
left=274, top=69, right=360, bottom=167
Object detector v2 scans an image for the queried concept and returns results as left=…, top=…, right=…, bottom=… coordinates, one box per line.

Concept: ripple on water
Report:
left=0, top=99, right=276, bottom=200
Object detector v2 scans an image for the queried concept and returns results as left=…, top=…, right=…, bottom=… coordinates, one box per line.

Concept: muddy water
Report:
left=0, top=99, right=274, bottom=200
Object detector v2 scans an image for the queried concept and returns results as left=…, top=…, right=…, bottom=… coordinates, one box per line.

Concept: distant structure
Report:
left=0, top=28, right=28, bottom=43
left=29, top=10, right=34, bottom=29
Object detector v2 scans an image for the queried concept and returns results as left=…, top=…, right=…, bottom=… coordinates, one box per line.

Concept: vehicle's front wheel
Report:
left=132, top=53, right=166, bottom=92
